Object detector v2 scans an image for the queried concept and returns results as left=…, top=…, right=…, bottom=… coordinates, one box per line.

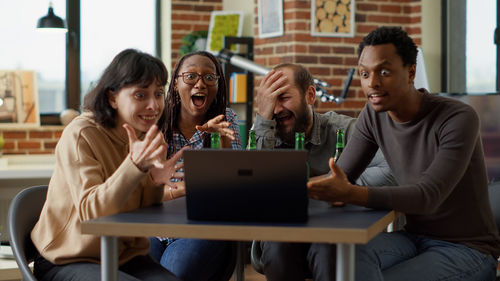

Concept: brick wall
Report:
left=1, top=0, right=422, bottom=155
left=253, top=0, right=422, bottom=117
left=0, top=127, right=63, bottom=155
left=171, top=0, right=223, bottom=68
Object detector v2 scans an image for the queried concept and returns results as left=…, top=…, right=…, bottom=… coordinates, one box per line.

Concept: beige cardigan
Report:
left=31, top=113, right=163, bottom=265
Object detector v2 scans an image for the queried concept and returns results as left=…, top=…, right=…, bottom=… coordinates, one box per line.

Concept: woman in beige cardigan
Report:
left=31, top=49, right=183, bottom=281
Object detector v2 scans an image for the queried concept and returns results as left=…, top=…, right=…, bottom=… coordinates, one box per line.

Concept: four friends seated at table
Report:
left=30, top=26, right=500, bottom=281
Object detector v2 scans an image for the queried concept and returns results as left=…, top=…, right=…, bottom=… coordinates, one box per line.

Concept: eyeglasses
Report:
left=177, top=72, right=219, bottom=86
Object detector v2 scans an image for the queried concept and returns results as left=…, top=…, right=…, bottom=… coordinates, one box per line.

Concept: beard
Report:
left=275, top=101, right=312, bottom=146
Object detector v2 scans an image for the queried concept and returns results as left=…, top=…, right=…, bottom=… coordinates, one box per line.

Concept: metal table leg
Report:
left=336, top=243, right=355, bottom=281
left=101, top=236, right=118, bottom=281
left=234, top=241, right=246, bottom=281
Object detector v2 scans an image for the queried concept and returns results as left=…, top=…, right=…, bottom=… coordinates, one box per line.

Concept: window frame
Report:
left=41, top=0, right=161, bottom=125
left=441, top=0, right=500, bottom=94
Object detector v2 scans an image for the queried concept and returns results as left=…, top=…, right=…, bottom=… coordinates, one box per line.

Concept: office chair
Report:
left=8, top=185, right=48, bottom=281
left=250, top=240, right=264, bottom=274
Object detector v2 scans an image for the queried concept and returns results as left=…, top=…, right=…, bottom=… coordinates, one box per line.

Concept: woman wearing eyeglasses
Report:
left=149, top=51, right=241, bottom=281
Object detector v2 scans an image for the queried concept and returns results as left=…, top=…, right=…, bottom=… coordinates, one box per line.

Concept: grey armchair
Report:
left=8, top=185, right=48, bottom=281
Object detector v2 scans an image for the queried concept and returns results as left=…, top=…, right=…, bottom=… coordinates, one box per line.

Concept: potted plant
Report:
left=180, top=30, right=208, bottom=56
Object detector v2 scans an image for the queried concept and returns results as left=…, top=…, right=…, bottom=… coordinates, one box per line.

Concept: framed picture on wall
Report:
left=258, top=0, right=284, bottom=38
left=0, top=70, right=40, bottom=128
left=311, top=0, right=355, bottom=37
left=206, top=11, right=244, bottom=54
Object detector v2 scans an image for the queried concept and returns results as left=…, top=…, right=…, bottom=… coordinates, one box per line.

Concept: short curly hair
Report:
left=358, top=26, right=418, bottom=66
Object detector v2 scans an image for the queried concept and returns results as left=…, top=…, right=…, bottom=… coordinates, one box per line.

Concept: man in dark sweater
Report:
left=308, top=26, right=500, bottom=280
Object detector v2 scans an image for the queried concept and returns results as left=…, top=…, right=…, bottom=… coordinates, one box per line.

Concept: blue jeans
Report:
left=356, top=231, right=497, bottom=281
left=149, top=237, right=233, bottom=281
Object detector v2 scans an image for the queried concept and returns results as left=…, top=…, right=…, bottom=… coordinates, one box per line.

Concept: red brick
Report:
left=324, top=78, right=342, bottom=87
left=269, top=56, right=282, bottom=65
left=410, top=16, right=421, bottom=24
left=54, top=131, right=62, bottom=139
left=295, top=55, right=318, bottom=64
left=172, top=24, right=193, bottom=30
left=29, top=131, right=53, bottom=139
left=2, top=131, right=26, bottom=139
left=345, top=57, right=359, bottom=66
left=275, top=45, right=288, bottom=54
left=333, top=68, right=353, bottom=76
left=44, top=141, right=59, bottom=149
left=256, top=47, right=274, bottom=55
left=391, top=16, right=411, bottom=24
left=284, top=1, right=309, bottom=9
left=357, top=24, right=379, bottom=34
left=367, top=15, right=391, bottom=23
left=193, top=24, right=209, bottom=30
left=3, top=141, right=15, bottom=149
left=320, top=56, right=343, bottom=65
left=172, top=4, right=194, bottom=11
left=293, top=44, right=307, bottom=53
left=380, top=4, right=402, bottom=13
left=357, top=3, right=379, bottom=11
left=309, top=45, right=331, bottom=54
left=316, top=37, right=343, bottom=44
left=355, top=14, right=367, bottom=22
left=309, top=67, right=331, bottom=76
left=343, top=36, right=364, bottom=44
left=284, top=11, right=310, bottom=21
left=18, top=141, right=41, bottom=149
left=172, top=14, right=201, bottom=21
left=333, top=46, right=354, bottom=54
left=292, top=33, right=315, bottom=42
left=285, top=22, right=307, bottom=31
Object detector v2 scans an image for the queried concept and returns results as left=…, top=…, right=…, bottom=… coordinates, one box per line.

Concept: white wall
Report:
left=222, top=0, right=254, bottom=36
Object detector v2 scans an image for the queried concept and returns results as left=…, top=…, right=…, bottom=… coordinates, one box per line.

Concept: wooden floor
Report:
left=229, top=264, right=266, bottom=281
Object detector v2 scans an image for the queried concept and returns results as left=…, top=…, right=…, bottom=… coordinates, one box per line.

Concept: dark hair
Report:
left=164, top=51, right=227, bottom=156
left=83, top=48, right=168, bottom=129
left=358, top=26, right=418, bottom=66
left=273, top=63, right=314, bottom=96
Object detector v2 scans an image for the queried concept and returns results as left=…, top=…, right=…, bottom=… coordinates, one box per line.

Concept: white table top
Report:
left=0, top=154, right=54, bottom=179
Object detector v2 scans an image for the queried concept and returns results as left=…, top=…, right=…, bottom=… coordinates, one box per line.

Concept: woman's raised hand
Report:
left=195, top=114, right=235, bottom=141
left=150, top=146, right=188, bottom=188
left=124, top=124, right=166, bottom=172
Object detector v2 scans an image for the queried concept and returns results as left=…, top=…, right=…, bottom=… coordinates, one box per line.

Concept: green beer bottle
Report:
left=333, top=128, right=344, bottom=162
left=295, top=132, right=309, bottom=180
left=210, top=132, right=221, bottom=149
left=295, top=132, right=305, bottom=150
left=248, top=130, right=257, bottom=150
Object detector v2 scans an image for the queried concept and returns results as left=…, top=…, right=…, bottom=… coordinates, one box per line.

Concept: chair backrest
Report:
left=488, top=180, right=500, bottom=232
left=8, top=185, right=48, bottom=281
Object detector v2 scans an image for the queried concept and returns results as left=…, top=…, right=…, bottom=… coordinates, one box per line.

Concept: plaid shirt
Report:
left=157, top=108, right=241, bottom=241
left=170, top=107, right=242, bottom=152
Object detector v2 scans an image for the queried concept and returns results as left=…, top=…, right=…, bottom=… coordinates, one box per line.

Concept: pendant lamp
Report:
left=36, top=2, right=67, bottom=32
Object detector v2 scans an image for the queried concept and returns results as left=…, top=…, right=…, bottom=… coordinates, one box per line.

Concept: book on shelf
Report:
left=229, top=73, right=247, bottom=103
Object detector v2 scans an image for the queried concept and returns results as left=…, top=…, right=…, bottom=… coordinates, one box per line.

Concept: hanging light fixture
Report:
left=36, top=2, right=67, bottom=33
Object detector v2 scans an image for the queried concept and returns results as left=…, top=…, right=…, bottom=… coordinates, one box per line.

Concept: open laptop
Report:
left=183, top=149, right=309, bottom=223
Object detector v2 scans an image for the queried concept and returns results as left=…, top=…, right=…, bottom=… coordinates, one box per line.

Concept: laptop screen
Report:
left=183, top=149, right=309, bottom=222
